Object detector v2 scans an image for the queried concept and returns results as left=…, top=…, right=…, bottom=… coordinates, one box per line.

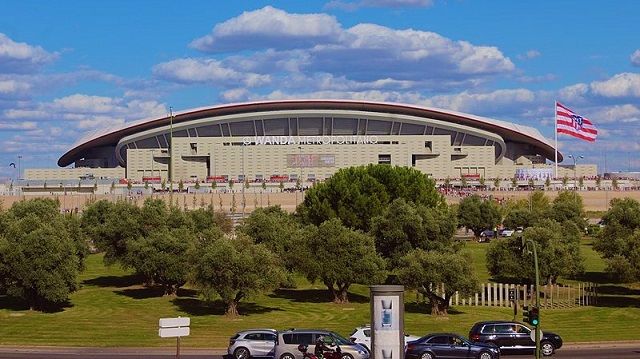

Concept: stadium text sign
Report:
left=243, top=135, right=378, bottom=146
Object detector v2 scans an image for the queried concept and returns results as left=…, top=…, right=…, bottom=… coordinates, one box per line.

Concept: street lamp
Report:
left=522, top=237, right=542, bottom=359
left=567, top=154, right=584, bottom=190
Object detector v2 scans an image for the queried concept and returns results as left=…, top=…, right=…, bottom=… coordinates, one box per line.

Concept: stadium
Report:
left=25, top=99, right=597, bottom=184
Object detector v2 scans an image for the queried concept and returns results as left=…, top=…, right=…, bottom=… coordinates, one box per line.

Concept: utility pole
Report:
left=522, top=238, right=541, bottom=359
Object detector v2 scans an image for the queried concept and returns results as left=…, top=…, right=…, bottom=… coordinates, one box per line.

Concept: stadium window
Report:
left=424, top=141, right=432, bottom=150
left=378, top=154, right=391, bottom=165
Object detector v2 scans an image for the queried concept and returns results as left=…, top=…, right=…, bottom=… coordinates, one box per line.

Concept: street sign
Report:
left=159, top=317, right=190, bottom=359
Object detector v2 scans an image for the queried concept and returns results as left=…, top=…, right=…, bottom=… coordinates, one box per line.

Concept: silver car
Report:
left=228, top=329, right=278, bottom=359
left=274, top=329, right=369, bottom=359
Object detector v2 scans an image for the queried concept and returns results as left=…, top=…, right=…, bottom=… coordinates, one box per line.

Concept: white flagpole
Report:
left=554, top=100, right=558, bottom=179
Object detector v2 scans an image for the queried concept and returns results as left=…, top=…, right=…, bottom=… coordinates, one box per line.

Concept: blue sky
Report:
left=1, top=0, right=639, bottom=180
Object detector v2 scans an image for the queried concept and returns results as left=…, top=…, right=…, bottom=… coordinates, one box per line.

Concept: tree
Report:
left=545, top=177, right=551, bottom=190
left=279, top=180, right=284, bottom=192
left=612, top=178, right=619, bottom=190
left=550, top=191, right=587, bottom=229
left=0, top=198, right=87, bottom=310
left=161, top=179, right=167, bottom=192
left=244, top=178, right=250, bottom=189
left=127, top=227, right=195, bottom=295
left=503, top=191, right=550, bottom=229
left=211, top=181, right=217, bottom=192
left=511, top=176, right=518, bottom=189
left=527, top=178, right=535, bottom=189
left=486, top=219, right=583, bottom=284
left=397, top=249, right=478, bottom=315
left=562, top=176, right=569, bottom=188
left=369, top=199, right=457, bottom=264
left=578, top=176, right=584, bottom=189
left=593, top=198, right=640, bottom=282
left=190, top=234, right=285, bottom=316
left=444, top=177, right=451, bottom=189
left=178, top=179, right=184, bottom=192
left=237, top=206, right=302, bottom=272
left=228, top=179, right=234, bottom=190
left=457, top=195, right=501, bottom=239
left=460, top=176, right=468, bottom=188
left=261, top=181, right=267, bottom=191
left=493, top=178, right=500, bottom=190
left=296, top=219, right=386, bottom=303
left=127, top=180, right=132, bottom=194
left=595, top=175, right=602, bottom=189
left=298, top=164, right=443, bottom=232
left=479, top=176, right=486, bottom=189
left=144, top=181, right=149, bottom=190
left=195, top=180, right=200, bottom=190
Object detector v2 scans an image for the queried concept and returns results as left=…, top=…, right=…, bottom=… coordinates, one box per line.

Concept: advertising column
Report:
left=370, top=285, right=404, bottom=359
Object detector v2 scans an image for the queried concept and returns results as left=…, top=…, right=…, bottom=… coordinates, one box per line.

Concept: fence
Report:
left=424, top=282, right=598, bottom=309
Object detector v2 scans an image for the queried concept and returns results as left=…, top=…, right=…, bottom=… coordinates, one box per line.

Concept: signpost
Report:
left=159, top=317, right=190, bottom=359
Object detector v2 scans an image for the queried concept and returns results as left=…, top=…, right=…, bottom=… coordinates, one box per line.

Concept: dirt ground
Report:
left=2, top=189, right=639, bottom=214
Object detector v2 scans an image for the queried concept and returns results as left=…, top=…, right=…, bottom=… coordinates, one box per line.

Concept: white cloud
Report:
left=0, top=78, right=31, bottom=94
left=591, top=104, right=640, bottom=124
left=0, top=33, right=57, bottom=73
left=52, top=94, right=118, bottom=114
left=517, top=50, right=541, bottom=60
left=631, top=49, right=640, bottom=66
left=152, top=58, right=271, bottom=87
left=190, top=6, right=344, bottom=52
left=0, top=121, right=37, bottom=131
left=425, top=89, right=536, bottom=113
left=590, top=73, right=640, bottom=98
left=326, top=0, right=433, bottom=10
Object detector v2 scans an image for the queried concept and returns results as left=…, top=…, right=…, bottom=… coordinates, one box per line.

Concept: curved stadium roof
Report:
left=59, top=99, right=561, bottom=167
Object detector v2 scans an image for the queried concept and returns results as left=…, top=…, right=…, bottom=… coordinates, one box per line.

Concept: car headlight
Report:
left=357, top=350, right=367, bottom=355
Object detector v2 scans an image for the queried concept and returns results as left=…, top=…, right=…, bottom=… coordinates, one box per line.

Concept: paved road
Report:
left=1, top=345, right=639, bottom=359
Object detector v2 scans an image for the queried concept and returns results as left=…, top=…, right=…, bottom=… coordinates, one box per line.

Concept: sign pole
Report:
left=177, top=336, right=180, bottom=359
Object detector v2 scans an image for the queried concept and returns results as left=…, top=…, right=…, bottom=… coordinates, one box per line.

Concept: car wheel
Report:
left=341, top=353, right=353, bottom=359
left=280, top=353, right=296, bottom=359
left=540, top=341, right=555, bottom=356
left=419, top=352, right=433, bottom=359
left=478, top=351, right=493, bottom=359
left=234, top=347, right=251, bottom=359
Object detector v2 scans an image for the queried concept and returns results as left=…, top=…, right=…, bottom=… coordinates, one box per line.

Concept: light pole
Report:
left=522, top=237, right=541, bottom=359
left=17, top=155, right=22, bottom=181
left=242, top=143, right=246, bottom=218
left=169, top=106, right=174, bottom=196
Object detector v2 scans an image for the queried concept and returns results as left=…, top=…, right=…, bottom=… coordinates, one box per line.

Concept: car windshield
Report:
left=330, top=333, right=353, bottom=345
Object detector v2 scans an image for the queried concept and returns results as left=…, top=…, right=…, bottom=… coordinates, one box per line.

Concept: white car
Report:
left=349, top=326, right=421, bottom=350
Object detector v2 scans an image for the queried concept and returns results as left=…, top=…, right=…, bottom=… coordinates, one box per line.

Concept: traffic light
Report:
left=530, top=306, right=540, bottom=326
left=523, top=305, right=531, bottom=324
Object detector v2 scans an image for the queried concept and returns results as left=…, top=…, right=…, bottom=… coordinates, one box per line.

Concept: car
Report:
left=405, top=333, right=500, bottom=359
left=228, top=329, right=278, bottom=359
left=498, top=228, right=515, bottom=237
left=349, top=325, right=420, bottom=351
left=275, top=329, right=369, bottom=359
left=479, top=230, right=495, bottom=242
left=468, top=321, right=563, bottom=357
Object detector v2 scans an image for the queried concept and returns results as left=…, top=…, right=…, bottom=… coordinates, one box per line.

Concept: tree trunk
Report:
left=226, top=301, right=239, bottom=316
left=335, top=283, right=350, bottom=303
left=427, top=292, right=449, bottom=316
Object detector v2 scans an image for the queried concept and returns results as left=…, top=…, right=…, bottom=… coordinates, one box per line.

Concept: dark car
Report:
left=405, top=333, right=500, bottom=359
left=468, top=321, right=563, bottom=356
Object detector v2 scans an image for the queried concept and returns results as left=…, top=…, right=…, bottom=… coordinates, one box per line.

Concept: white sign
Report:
left=159, top=317, right=190, bottom=338
left=160, top=326, right=190, bottom=338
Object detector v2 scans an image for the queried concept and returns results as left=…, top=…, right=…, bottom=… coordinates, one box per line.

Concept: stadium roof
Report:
left=59, top=99, right=561, bottom=167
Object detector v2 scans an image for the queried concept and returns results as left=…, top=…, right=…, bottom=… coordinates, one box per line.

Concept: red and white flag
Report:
left=556, top=102, right=597, bottom=142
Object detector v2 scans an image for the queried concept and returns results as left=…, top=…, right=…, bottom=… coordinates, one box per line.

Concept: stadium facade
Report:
left=26, top=100, right=596, bottom=183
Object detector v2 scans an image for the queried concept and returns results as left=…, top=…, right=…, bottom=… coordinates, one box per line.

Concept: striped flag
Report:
left=556, top=102, right=597, bottom=142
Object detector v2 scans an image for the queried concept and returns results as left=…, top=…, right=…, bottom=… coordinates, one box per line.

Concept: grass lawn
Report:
left=1, top=241, right=639, bottom=347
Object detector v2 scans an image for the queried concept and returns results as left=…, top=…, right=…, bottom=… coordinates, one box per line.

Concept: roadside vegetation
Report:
left=1, top=165, right=640, bottom=346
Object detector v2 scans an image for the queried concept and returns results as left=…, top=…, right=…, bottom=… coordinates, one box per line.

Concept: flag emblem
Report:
left=556, top=102, right=597, bottom=142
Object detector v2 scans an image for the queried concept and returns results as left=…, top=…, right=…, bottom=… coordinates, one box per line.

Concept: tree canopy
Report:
left=296, top=218, right=386, bottom=303
left=297, top=164, right=443, bottom=232
left=593, top=198, right=640, bottom=282
left=457, top=195, right=501, bottom=238
left=0, top=198, right=88, bottom=310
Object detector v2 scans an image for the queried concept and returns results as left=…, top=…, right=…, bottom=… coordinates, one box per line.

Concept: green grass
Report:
left=1, top=244, right=639, bottom=347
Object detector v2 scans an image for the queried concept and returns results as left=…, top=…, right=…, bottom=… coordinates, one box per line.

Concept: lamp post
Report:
left=242, top=143, right=246, bottom=218
left=17, top=155, right=22, bottom=181
left=522, top=238, right=541, bottom=359
left=169, top=106, right=174, bottom=196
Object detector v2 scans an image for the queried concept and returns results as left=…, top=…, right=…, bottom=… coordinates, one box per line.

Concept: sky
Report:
left=1, top=0, right=639, bottom=181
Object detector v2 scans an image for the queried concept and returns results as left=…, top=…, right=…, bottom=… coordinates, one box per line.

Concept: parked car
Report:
left=349, top=325, right=420, bottom=350
left=228, top=329, right=278, bottom=359
left=275, top=329, right=369, bottom=359
left=479, top=230, right=495, bottom=242
left=498, top=228, right=515, bottom=237
left=405, top=333, right=500, bottom=359
left=468, top=321, right=563, bottom=356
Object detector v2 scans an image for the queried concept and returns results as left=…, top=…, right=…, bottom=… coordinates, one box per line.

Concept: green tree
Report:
left=527, top=178, right=535, bottom=189
left=612, top=178, right=619, bottom=190
left=127, top=180, right=132, bottom=193
left=550, top=191, right=587, bottom=229
left=545, top=177, right=551, bottom=190
left=0, top=198, right=87, bottom=310
left=578, top=176, right=584, bottom=189
left=228, top=179, right=234, bottom=190
left=593, top=198, right=640, bottom=282
left=503, top=191, right=550, bottom=229
left=261, top=181, right=267, bottom=191
left=487, top=219, right=584, bottom=284
left=479, top=176, right=486, bottom=188
left=397, top=249, right=478, bottom=315
left=595, top=175, right=602, bottom=189
left=457, top=195, right=501, bottom=239
left=444, top=177, right=451, bottom=189
left=297, top=219, right=386, bottom=303
left=511, top=176, right=518, bottom=189
left=460, top=176, right=468, bottom=188
left=178, top=179, right=184, bottom=192
left=211, top=181, right=217, bottom=192
left=244, top=178, right=250, bottom=189
left=195, top=180, right=200, bottom=190
left=562, top=175, right=569, bottom=188
left=190, top=234, right=285, bottom=316
left=144, top=181, right=149, bottom=190
left=161, top=179, right=167, bottom=191
left=493, top=177, right=500, bottom=190
left=369, top=199, right=457, bottom=264
left=128, top=227, right=195, bottom=295
left=298, top=164, right=443, bottom=232
left=279, top=180, right=285, bottom=192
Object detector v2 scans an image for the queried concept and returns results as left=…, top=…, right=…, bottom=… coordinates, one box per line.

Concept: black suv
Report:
left=468, top=321, right=562, bottom=356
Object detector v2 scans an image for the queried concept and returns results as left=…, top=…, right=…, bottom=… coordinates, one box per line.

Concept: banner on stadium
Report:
left=515, top=168, right=553, bottom=180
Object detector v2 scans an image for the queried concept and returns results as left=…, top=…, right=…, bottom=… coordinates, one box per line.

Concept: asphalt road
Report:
left=1, top=345, right=639, bottom=359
